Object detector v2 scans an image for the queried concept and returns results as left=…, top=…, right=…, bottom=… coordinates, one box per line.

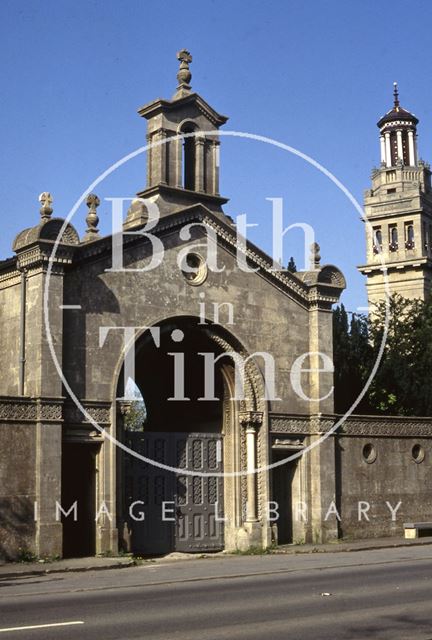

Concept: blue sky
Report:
left=1, top=0, right=432, bottom=310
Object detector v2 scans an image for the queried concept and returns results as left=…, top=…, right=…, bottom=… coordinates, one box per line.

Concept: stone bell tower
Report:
left=125, top=50, right=229, bottom=227
left=358, top=83, right=432, bottom=306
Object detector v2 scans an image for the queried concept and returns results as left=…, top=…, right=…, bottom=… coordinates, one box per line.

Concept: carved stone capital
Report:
left=239, top=411, right=263, bottom=430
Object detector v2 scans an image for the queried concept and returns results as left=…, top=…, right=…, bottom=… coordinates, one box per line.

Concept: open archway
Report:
left=115, top=316, right=269, bottom=554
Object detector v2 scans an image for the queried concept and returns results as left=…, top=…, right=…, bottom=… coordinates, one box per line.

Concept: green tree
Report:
left=333, top=304, right=372, bottom=413
left=123, top=400, right=147, bottom=431
left=367, top=295, right=432, bottom=416
left=333, top=295, right=432, bottom=417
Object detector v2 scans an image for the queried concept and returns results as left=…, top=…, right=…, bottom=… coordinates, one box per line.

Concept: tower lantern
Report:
left=378, top=83, right=419, bottom=168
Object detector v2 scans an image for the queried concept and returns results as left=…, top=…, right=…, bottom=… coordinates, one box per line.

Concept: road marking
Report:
left=59, top=305, right=82, bottom=310
left=0, top=621, right=84, bottom=633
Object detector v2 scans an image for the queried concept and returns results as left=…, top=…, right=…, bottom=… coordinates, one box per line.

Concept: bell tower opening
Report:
left=182, top=124, right=197, bottom=190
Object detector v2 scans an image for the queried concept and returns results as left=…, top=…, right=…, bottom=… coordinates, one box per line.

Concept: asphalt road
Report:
left=1, top=547, right=432, bottom=639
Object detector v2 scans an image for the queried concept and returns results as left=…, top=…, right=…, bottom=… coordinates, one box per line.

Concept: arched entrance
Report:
left=117, top=318, right=232, bottom=554
left=114, top=316, right=271, bottom=555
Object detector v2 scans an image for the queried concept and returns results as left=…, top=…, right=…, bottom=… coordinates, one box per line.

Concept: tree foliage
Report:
left=123, top=400, right=147, bottom=431
left=333, top=295, right=432, bottom=417
left=333, top=304, right=373, bottom=414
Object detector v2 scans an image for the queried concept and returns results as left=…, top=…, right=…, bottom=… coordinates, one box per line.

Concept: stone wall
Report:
left=269, top=413, right=432, bottom=542
left=0, top=397, right=63, bottom=560
left=336, top=416, right=432, bottom=539
left=0, top=419, right=37, bottom=560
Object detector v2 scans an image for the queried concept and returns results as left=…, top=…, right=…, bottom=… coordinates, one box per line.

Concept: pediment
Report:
left=74, top=203, right=344, bottom=310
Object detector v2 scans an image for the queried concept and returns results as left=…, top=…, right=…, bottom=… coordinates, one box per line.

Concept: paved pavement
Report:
left=1, top=545, right=432, bottom=638
left=1, top=535, right=432, bottom=579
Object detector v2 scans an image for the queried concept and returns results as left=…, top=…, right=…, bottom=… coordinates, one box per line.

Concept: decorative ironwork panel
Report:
left=208, top=477, right=218, bottom=505
left=193, top=476, right=203, bottom=505
left=192, top=439, right=203, bottom=470
left=176, top=439, right=187, bottom=468
left=208, top=439, right=218, bottom=470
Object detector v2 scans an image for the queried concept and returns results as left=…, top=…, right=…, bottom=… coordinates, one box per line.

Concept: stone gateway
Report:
left=0, top=54, right=431, bottom=560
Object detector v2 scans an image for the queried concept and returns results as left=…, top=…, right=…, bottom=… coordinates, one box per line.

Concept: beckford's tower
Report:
left=359, top=83, right=432, bottom=305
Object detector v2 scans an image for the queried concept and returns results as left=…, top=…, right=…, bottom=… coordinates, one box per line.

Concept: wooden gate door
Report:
left=125, top=432, right=224, bottom=554
left=175, top=433, right=224, bottom=552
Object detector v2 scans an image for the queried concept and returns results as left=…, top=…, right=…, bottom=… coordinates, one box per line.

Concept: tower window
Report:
left=373, top=227, right=382, bottom=254
left=389, top=226, right=398, bottom=251
left=422, top=221, right=428, bottom=251
left=182, top=125, right=196, bottom=190
left=406, top=223, right=415, bottom=249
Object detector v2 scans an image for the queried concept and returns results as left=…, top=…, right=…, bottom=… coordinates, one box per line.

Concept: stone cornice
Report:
left=137, top=92, right=228, bottom=127
left=0, top=396, right=64, bottom=423
left=63, top=400, right=111, bottom=427
left=4, top=206, right=343, bottom=311
left=0, top=396, right=112, bottom=426
left=15, top=241, right=75, bottom=271
left=358, top=257, right=432, bottom=274
left=269, top=413, right=334, bottom=434
left=269, top=412, right=432, bottom=437
left=338, top=414, right=432, bottom=437
left=63, top=426, right=104, bottom=444
left=137, top=183, right=229, bottom=207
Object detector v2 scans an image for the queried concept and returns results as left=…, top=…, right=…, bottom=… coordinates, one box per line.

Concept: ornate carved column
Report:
left=146, top=133, right=153, bottom=186
left=212, top=140, right=220, bottom=195
left=396, top=129, right=403, bottom=163
left=380, top=136, right=386, bottom=165
left=195, top=136, right=205, bottom=192
left=175, top=136, right=183, bottom=188
left=385, top=132, right=392, bottom=167
left=239, top=411, right=263, bottom=523
left=408, top=130, right=416, bottom=166
left=158, top=130, right=167, bottom=184
left=150, top=129, right=167, bottom=185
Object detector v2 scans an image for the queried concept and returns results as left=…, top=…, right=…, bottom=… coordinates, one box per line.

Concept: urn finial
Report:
left=174, top=49, right=192, bottom=99
left=310, top=242, right=321, bottom=270
left=83, top=193, right=100, bottom=242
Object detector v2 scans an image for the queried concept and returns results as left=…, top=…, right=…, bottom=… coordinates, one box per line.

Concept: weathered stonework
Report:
left=1, top=58, right=429, bottom=561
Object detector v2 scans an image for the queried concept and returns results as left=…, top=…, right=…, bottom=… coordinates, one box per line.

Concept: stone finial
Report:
left=83, top=193, right=100, bottom=242
left=310, top=242, right=321, bottom=270
left=39, top=192, right=53, bottom=221
left=173, top=49, right=192, bottom=99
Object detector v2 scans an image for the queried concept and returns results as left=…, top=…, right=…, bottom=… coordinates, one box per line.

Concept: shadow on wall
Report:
left=0, top=497, right=36, bottom=561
